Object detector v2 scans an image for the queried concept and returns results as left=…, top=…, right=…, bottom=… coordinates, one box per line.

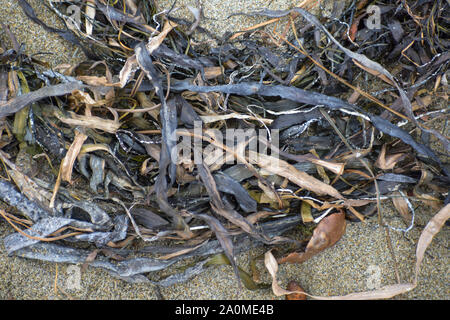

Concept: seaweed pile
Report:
left=0, top=0, right=448, bottom=297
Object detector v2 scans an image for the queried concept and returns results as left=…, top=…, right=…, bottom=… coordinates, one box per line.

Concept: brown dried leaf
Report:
left=279, top=210, right=346, bottom=264
left=414, top=192, right=442, bottom=210
left=204, top=66, right=223, bottom=79
left=264, top=250, right=293, bottom=296
left=346, top=206, right=365, bottom=222
left=415, top=204, right=450, bottom=280
left=306, top=210, right=346, bottom=250
left=9, top=169, right=53, bottom=206
left=391, top=191, right=411, bottom=222
left=71, top=89, right=98, bottom=106
left=81, top=249, right=99, bottom=273
left=286, top=281, right=307, bottom=300
left=411, top=95, right=432, bottom=111
left=310, top=159, right=345, bottom=176
left=414, top=169, right=442, bottom=210
left=257, top=179, right=279, bottom=202
left=61, top=129, right=88, bottom=183
left=223, top=59, right=238, bottom=69
left=146, top=20, right=177, bottom=54
left=251, top=151, right=343, bottom=199
left=375, top=144, right=405, bottom=170
left=54, top=109, right=121, bottom=133
left=245, top=210, right=281, bottom=224
left=119, top=54, right=138, bottom=88
left=76, top=76, right=111, bottom=87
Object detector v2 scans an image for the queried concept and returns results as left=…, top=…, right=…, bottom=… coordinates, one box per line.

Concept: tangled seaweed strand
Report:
left=0, top=0, right=448, bottom=292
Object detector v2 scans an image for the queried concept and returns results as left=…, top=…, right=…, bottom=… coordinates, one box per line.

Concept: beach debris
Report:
left=0, top=0, right=448, bottom=298
left=278, top=210, right=346, bottom=264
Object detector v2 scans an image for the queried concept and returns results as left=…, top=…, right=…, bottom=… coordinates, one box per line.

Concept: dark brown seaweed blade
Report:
left=0, top=179, right=53, bottom=221
left=0, top=82, right=84, bottom=118
left=170, top=81, right=448, bottom=177
left=239, top=6, right=450, bottom=154
left=195, top=151, right=275, bottom=244
left=188, top=212, right=241, bottom=287
left=213, top=171, right=257, bottom=213
left=135, top=42, right=189, bottom=232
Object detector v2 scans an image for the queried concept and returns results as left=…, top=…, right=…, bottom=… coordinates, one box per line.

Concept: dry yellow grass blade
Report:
left=78, top=143, right=112, bottom=157
left=414, top=204, right=450, bottom=281
left=311, top=158, right=344, bottom=176
left=53, top=109, right=121, bottom=133
left=146, top=20, right=177, bottom=53
left=157, top=241, right=207, bottom=260
left=60, top=129, right=88, bottom=183
left=250, top=151, right=343, bottom=199
left=228, top=18, right=281, bottom=41
left=119, top=54, right=138, bottom=88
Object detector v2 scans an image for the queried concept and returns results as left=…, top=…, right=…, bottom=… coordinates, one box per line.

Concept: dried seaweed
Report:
left=1, top=0, right=448, bottom=297
left=0, top=82, right=85, bottom=118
